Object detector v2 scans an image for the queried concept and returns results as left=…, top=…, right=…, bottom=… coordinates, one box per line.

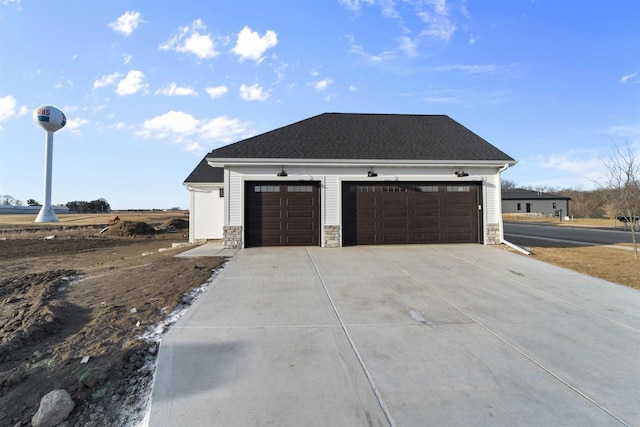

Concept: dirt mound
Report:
left=164, top=218, right=188, bottom=229
left=0, top=270, right=77, bottom=363
left=106, top=221, right=156, bottom=237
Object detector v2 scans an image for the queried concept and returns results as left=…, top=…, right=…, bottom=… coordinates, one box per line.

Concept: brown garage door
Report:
left=245, top=182, right=320, bottom=247
left=342, top=182, right=481, bottom=245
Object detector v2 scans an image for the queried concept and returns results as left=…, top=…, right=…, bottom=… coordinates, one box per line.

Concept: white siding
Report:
left=187, top=184, right=224, bottom=242
left=228, top=170, right=243, bottom=226
left=484, top=173, right=500, bottom=224
left=324, top=175, right=340, bottom=225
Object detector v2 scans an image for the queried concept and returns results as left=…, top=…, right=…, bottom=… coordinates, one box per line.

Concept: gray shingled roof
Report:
left=205, top=113, right=515, bottom=161
left=184, top=157, right=223, bottom=183
left=502, top=189, right=571, bottom=200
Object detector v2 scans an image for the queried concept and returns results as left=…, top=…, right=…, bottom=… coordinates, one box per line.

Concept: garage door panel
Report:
left=286, top=197, right=314, bottom=207
left=261, top=210, right=284, bottom=220
left=382, top=198, right=409, bottom=207
left=355, top=221, right=377, bottom=231
left=447, top=207, right=474, bottom=217
left=415, top=207, right=442, bottom=217
left=382, top=221, right=409, bottom=230
left=445, top=196, right=472, bottom=206
left=445, top=232, right=474, bottom=242
left=245, top=182, right=320, bottom=247
left=261, top=198, right=282, bottom=207
left=383, top=233, right=410, bottom=243
left=356, top=209, right=377, bottom=219
left=343, top=182, right=480, bottom=246
left=286, top=222, right=315, bottom=231
left=250, top=222, right=282, bottom=232
left=383, top=209, right=409, bottom=218
left=446, top=219, right=473, bottom=228
left=286, top=235, right=316, bottom=245
left=286, top=210, right=314, bottom=219
left=415, top=219, right=441, bottom=229
left=414, top=233, right=442, bottom=242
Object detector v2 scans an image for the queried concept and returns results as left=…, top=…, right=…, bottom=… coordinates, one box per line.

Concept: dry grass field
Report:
left=503, top=214, right=639, bottom=290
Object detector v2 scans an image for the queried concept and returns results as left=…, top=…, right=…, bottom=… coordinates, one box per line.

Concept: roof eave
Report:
left=206, top=158, right=517, bottom=168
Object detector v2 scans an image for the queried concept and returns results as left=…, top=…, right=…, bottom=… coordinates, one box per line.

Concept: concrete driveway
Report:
left=148, top=245, right=640, bottom=427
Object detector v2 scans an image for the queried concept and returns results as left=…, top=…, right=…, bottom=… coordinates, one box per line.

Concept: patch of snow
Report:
left=409, top=309, right=426, bottom=324
left=125, top=262, right=226, bottom=427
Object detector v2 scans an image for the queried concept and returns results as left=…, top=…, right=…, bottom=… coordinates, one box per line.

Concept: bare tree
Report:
left=598, top=140, right=640, bottom=258
left=501, top=179, right=517, bottom=190
left=0, top=195, right=23, bottom=205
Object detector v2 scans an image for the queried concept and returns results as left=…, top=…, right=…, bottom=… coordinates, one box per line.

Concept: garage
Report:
left=342, top=182, right=482, bottom=245
left=245, top=181, right=320, bottom=247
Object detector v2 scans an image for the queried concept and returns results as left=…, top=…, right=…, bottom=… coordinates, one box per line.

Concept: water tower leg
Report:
left=35, top=131, right=58, bottom=223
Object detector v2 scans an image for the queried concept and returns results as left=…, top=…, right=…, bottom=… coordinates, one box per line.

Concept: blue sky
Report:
left=1, top=0, right=638, bottom=210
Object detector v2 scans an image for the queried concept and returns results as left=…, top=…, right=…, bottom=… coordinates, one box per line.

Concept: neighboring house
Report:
left=502, top=189, right=571, bottom=216
left=184, top=113, right=516, bottom=248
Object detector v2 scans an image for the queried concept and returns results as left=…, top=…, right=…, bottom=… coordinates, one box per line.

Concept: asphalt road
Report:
left=504, top=222, right=635, bottom=245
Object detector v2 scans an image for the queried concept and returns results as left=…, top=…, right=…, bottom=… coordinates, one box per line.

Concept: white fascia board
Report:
left=206, top=158, right=517, bottom=168
left=183, top=182, right=223, bottom=192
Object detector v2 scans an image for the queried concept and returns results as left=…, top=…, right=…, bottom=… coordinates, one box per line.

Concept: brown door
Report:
left=245, top=182, right=320, bottom=247
left=342, top=182, right=481, bottom=246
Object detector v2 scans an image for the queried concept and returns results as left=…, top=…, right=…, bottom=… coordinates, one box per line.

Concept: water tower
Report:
left=33, top=105, right=66, bottom=223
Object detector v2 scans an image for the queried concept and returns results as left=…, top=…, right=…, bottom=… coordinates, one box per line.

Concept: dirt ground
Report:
left=0, top=213, right=637, bottom=426
left=0, top=214, right=226, bottom=427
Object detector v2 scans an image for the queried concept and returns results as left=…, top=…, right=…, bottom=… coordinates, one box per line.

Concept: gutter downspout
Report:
left=497, top=163, right=531, bottom=255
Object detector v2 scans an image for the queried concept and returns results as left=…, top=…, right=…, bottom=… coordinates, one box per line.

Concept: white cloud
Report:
left=239, top=83, right=270, bottom=101
left=398, top=36, right=418, bottom=57
left=154, top=82, right=198, bottom=97
left=602, top=123, right=640, bottom=137
left=65, top=118, right=90, bottom=135
left=338, top=0, right=374, bottom=12
left=347, top=35, right=395, bottom=64
left=94, top=72, right=121, bottom=89
left=0, top=96, right=28, bottom=124
left=200, top=116, right=255, bottom=143
left=432, top=64, right=497, bottom=74
left=619, top=71, right=638, bottom=84
left=116, top=70, right=148, bottom=96
left=122, top=54, right=132, bottom=64
left=109, top=11, right=144, bottom=36
left=159, top=19, right=219, bottom=60
left=349, top=85, right=358, bottom=92
left=136, top=110, right=255, bottom=149
left=232, top=26, right=278, bottom=63
left=184, top=142, right=205, bottom=153
left=138, top=111, right=200, bottom=140
left=313, top=78, right=333, bottom=91
left=538, top=152, right=603, bottom=179
left=345, top=0, right=462, bottom=62
left=205, top=85, right=229, bottom=99
left=418, top=10, right=456, bottom=41
left=110, top=122, right=128, bottom=130
left=310, top=70, right=320, bottom=77
left=0, top=95, right=17, bottom=121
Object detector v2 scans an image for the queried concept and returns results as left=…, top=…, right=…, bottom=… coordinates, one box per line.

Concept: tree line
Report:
left=0, top=196, right=111, bottom=213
